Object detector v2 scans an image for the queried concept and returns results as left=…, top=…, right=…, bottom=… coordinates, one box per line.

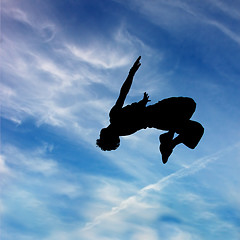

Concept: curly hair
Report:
left=96, top=128, right=120, bottom=151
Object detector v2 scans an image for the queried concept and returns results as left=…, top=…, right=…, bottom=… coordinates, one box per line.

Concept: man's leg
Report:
left=177, top=120, right=204, bottom=149
left=159, top=120, right=204, bottom=164
left=159, top=130, right=175, bottom=164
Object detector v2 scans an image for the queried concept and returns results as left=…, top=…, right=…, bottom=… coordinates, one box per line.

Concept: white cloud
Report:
left=1, top=143, right=160, bottom=240
left=169, top=229, right=194, bottom=240
left=3, top=144, right=59, bottom=176
left=80, top=151, right=220, bottom=232
left=131, top=227, right=159, bottom=240
left=210, top=0, right=240, bottom=20
left=0, top=155, right=11, bottom=176
left=2, top=141, right=239, bottom=240
left=66, top=44, right=131, bottom=69
left=2, top=7, right=33, bottom=27
left=207, top=20, right=240, bottom=45
left=117, top=0, right=240, bottom=46
left=2, top=0, right=57, bottom=42
left=78, top=142, right=240, bottom=239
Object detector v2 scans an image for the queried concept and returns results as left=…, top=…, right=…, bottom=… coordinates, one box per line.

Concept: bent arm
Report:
left=114, top=56, right=141, bottom=108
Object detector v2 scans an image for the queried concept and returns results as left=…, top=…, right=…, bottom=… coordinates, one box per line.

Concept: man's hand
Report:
left=129, top=56, right=141, bottom=75
left=143, top=92, right=151, bottom=103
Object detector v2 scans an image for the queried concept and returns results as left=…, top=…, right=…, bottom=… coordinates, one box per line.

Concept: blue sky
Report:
left=1, top=0, right=240, bottom=239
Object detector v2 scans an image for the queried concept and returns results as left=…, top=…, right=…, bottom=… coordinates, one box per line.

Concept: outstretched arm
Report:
left=114, top=56, right=141, bottom=108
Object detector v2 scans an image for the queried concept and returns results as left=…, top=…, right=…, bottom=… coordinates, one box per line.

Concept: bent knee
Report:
left=184, top=121, right=204, bottom=149
left=186, top=98, right=196, bottom=113
left=179, top=97, right=196, bottom=119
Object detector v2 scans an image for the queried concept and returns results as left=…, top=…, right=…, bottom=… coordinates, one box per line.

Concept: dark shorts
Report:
left=145, top=97, right=196, bottom=130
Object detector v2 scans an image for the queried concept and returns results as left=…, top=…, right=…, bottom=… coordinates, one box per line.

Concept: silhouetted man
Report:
left=97, top=56, right=204, bottom=164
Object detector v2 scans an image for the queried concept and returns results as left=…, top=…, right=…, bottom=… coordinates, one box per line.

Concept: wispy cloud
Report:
left=1, top=143, right=149, bottom=239
left=2, top=0, right=57, bottom=42
left=210, top=0, right=240, bottom=20
left=1, top=144, right=84, bottom=235
left=2, top=6, right=33, bottom=27
left=28, top=143, right=239, bottom=240
left=0, top=155, right=12, bottom=176
left=81, top=151, right=219, bottom=232
left=118, top=0, right=240, bottom=46
left=77, top=143, right=240, bottom=240
left=2, top=144, right=59, bottom=176
left=65, top=24, right=156, bottom=70
left=66, top=44, right=130, bottom=69
left=207, top=20, right=240, bottom=45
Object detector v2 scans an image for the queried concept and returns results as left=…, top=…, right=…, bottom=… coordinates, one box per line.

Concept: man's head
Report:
left=96, top=127, right=120, bottom=151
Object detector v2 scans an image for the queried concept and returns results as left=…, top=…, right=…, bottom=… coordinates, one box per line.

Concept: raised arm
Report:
left=114, top=56, right=141, bottom=108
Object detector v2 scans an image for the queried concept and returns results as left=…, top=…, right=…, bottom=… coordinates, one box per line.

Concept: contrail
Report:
left=82, top=143, right=240, bottom=231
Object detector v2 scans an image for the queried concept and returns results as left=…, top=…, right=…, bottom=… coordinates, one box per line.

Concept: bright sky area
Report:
left=1, top=0, right=240, bottom=239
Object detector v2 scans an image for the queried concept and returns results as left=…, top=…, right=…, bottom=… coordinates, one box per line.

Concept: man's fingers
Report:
left=143, top=92, right=151, bottom=102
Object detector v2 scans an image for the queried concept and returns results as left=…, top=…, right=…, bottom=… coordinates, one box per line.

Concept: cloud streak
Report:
left=118, top=0, right=240, bottom=46
left=81, top=147, right=225, bottom=232
left=76, top=143, right=240, bottom=240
